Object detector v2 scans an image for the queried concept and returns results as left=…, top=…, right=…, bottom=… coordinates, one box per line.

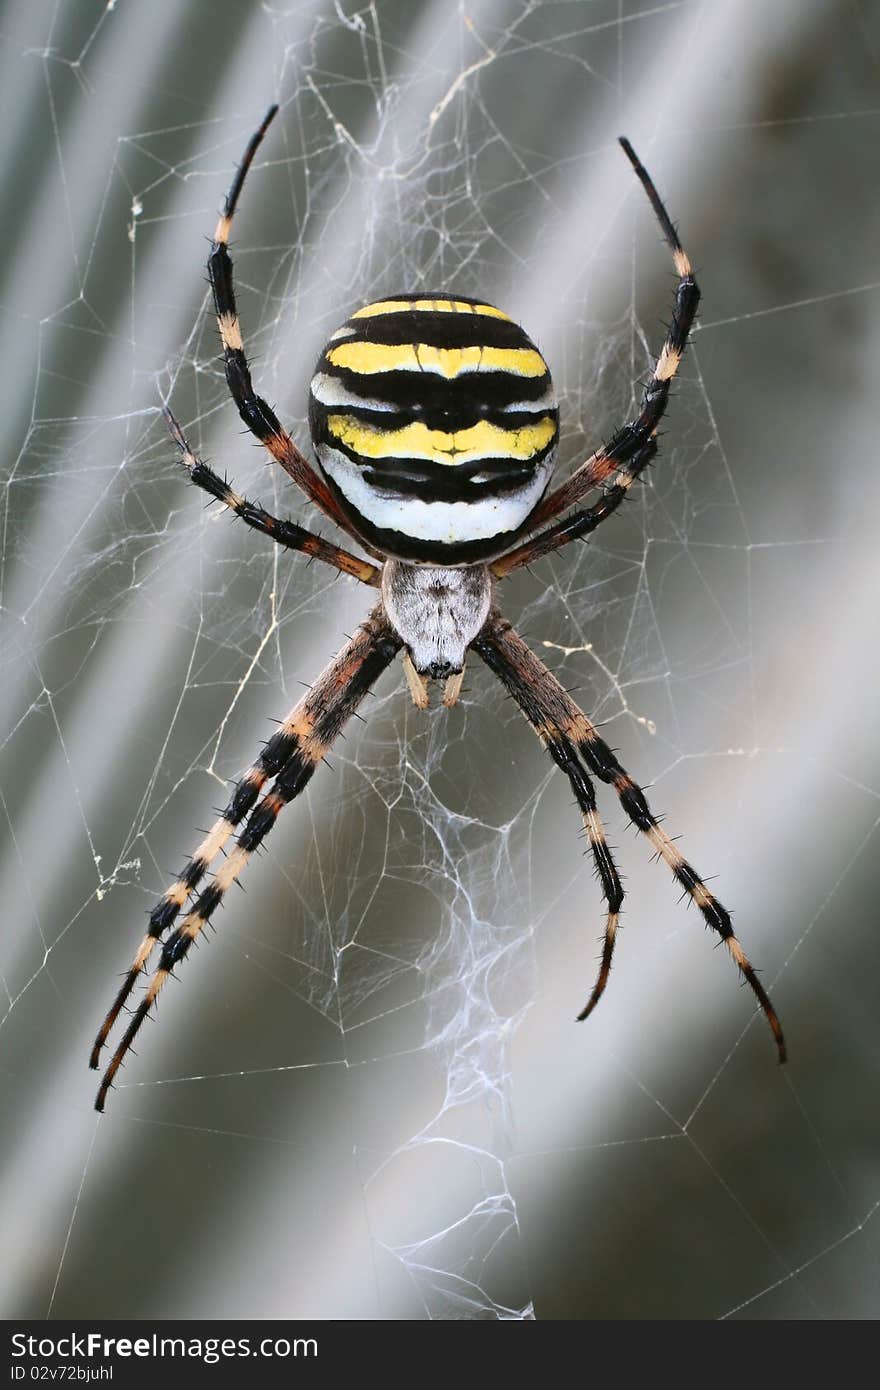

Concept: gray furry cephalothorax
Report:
left=381, top=561, right=492, bottom=677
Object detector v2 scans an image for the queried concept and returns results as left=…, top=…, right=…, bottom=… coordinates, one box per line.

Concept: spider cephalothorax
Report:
left=90, top=107, right=784, bottom=1112
left=381, top=560, right=491, bottom=681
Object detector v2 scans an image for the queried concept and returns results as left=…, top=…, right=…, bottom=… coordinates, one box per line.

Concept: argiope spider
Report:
left=90, top=106, right=785, bottom=1111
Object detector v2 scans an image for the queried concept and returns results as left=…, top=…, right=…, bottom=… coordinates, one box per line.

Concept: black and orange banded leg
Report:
left=493, top=138, right=699, bottom=579
left=207, top=105, right=362, bottom=540
left=545, top=728, right=625, bottom=1019
left=164, top=409, right=380, bottom=585
left=91, top=604, right=402, bottom=1110
left=474, top=611, right=785, bottom=1058
left=491, top=437, right=657, bottom=578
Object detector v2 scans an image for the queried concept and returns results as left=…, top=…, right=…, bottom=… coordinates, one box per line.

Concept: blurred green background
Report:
left=1, top=0, right=878, bottom=1320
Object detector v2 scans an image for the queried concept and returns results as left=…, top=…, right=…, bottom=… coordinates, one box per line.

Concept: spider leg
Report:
left=208, top=106, right=363, bottom=541
left=89, top=692, right=314, bottom=1071
left=492, top=138, right=699, bottom=578
left=544, top=722, right=624, bottom=1019
left=164, top=408, right=379, bottom=585
left=474, top=616, right=625, bottom=1017
left=474, top=610, right=785, bottom=1059
left=91, top=603, right=401, bottom=1109
left=492, top=438, right=657, bottom=578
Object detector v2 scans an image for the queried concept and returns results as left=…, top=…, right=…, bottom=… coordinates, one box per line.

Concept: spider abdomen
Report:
left=308, top=295, right=559, bottom=564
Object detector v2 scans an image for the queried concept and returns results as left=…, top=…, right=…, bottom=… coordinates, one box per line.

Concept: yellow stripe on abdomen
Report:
left=326, top=414, right=556, bottom=466
left=327, top=341, right=548, bottom=379
left=351, top=298, right=511, bottom=321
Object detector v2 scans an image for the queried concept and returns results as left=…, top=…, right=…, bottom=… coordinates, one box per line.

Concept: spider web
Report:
left=1, top=0, right=879, bottom=1321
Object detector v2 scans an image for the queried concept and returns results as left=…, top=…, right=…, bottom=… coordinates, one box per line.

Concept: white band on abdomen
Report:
left=316, top=442, right=556, bottom=544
